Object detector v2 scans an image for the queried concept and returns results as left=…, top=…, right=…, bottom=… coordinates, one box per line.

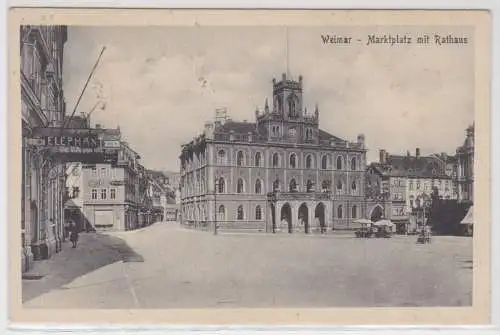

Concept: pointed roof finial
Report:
left=315, top=103, right=319, bottom=115
left=264, top=98, right=269, bottom=113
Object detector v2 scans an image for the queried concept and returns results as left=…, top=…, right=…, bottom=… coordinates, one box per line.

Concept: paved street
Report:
left=23, top=222, right=472, bottom=308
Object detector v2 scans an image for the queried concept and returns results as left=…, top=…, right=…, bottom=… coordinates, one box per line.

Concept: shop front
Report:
left=23, top=126, right=120, bottom=271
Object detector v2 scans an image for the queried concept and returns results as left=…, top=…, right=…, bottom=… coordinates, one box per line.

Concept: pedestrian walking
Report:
left=69, top=222, right=79, bottom=248
left=64, top=220, right=70, bottom=240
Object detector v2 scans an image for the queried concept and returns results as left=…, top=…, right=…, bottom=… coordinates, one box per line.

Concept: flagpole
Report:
left=286, top=26, right=289, bottom=77
left=62, top=46, right=106, bottom=130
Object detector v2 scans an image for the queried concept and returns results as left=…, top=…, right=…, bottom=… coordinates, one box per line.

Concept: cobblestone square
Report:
left=23, top=223, right=472, bottom=309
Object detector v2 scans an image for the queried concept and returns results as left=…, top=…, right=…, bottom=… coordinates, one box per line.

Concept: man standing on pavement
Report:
left=69, top=222, right=79, bottom=248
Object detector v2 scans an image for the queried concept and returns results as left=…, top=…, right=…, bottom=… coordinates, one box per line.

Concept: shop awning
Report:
left=460, top=206, right=474, bottom=225
left=64, top=199, right=80, bottom=209
left=373, top=219, right=395, bottom=227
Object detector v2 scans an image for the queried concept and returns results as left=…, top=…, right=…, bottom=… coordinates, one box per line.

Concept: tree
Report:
left=427, top=186, right=441, bottom=229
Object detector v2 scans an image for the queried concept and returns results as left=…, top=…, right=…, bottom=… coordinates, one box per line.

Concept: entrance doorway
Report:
left=315, top=202, right=326, bottom=233
left=370, top=205, right=384, bottom=222
left=298, top=203, right=309, bottom=234
left=30, top=201, right=38, bottom=242
left=281, top=203, right=292, bottom=233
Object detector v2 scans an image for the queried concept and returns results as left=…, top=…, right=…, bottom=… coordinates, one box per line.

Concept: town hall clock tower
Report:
left=256, top=73, right=320, bottom=144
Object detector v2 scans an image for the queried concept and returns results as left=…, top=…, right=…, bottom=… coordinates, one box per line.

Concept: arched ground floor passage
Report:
left=268, top=201, right=331, bottom=234
left=180, top=199, right=389, bottom=234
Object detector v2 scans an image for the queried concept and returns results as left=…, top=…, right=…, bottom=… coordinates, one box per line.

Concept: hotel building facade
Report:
left=21, top=25, right=68, bottom=272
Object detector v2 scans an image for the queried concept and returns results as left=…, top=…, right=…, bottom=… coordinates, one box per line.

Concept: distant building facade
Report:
left=65, top=142, right=145, bottom=231
left=163, top=171, right=180, bottom=220
left=146, top=170, right=170, bottom=223
left=21, top=25, right=68, bottom=272
left=367, top=148, right=457, bottom=233
left=180, top=74, right=373, bottom=233
left=456, top=124, right=474, bottom=204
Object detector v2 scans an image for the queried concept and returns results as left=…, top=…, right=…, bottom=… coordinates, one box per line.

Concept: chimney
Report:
left=407, top=150, right=410, bottom=158
left=466, top=125, right=474, bottom=137
left=282, top=73, right=286, bottom=81
left=95, top=123, right=101, bottom=129
left=379, top=149, right=387, bottom=164
left=466, top=125, right=474, bottom=148
left=357, top=134, right=365, bottom=148
left=203, top=121, right=214, bottom=139
left=416, top=148, right=420, bottom=158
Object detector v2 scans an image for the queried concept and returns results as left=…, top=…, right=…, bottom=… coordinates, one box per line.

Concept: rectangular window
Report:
left=101, top=188, right=107, bottom=200
left=91, top=189, right=97, bottom=200
left=110, top=188, right=116, bottom=199
left=91, top=167, right=97, bottom=177
left=100, top=167, right=107, bottom=178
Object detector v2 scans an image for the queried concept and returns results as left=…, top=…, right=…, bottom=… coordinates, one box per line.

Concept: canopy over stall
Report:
left=460, top=206, right=474, bottom=225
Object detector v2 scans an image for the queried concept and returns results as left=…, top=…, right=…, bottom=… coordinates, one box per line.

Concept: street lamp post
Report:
left=415, top=197, right=427, bottom=231
left=270, top=191, right=277, bottom=234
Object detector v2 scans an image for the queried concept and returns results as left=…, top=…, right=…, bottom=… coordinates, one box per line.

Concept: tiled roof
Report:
left=217, top=121, right=256, bottom=134
left=146, top=169, right=166, bottom=180
left=371, top=155, right=451, bottom=179
left=318, top=129, right=346, bottom=143
left=216, top=121, right=348, bottom=144
left=64, top=115, right=88, bottom=128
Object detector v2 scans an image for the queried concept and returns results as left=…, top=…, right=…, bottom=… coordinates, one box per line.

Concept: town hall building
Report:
left=179, top=73, right=375, bottom=233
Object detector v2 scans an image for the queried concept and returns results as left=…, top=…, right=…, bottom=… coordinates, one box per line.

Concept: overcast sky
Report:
left=63, top=26, right=474, bottom=172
